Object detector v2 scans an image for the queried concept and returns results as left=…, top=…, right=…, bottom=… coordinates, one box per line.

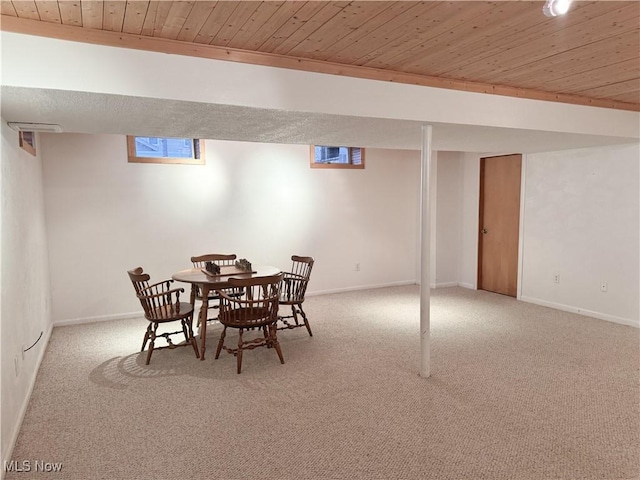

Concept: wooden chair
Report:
left=127, top=267, right=199, bottom=365
left=190, top=254, right=238, bottom=323
left=278, top=256, right=315, bottom=336
left=215, top=273, right=284, bottom=374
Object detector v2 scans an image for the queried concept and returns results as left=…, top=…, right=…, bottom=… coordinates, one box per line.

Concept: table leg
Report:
left=199, top=284, right=210, bottom=360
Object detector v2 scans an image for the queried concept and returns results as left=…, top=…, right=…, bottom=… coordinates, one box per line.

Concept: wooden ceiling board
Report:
left=231, top=1, right=304, bottom=51
left=225, top=1, right=286, bottom=50
left=313, top=1, right=418, bottom=62
left=607, top=89, right=640, bottom=104
left=355, top=2, right=476, bottom=66
left=102, top=0, right=125, bottom=32
left=331, top=2, right=443, bottom=65
left=58, top=1, right=82, bottom=26
left=576, top=78, right=639, bottom=98
left=392, top=3, right=546, bottom=74
left=192, top=1, right=238, bottom=45
left=1, top=0, right=16, bottom=16
left=34, top=0, right=60, bottom=23
left=497, top=36, right=640, bottom=90
left=157, top=0, right=194, bottom=39
left=257, top=1, right=332, bottom=54
left=121, top=1, right=149, bottom=35
left=150, top=1, right=172, bottom=37
left=270, top=1, right=351, bottom=56
left=441, top=2, right=633, bottom=79
left=466, top=5, right=640, bottom=83
left=210, top=1, right=260, bottom=47
left=555, top=60, right=639, bottom=94
left=80, top=0, right=103, bottom=29
left=11, top=0, right=40, bottom=20
left=285, top=1, right=391, bottom=60
left=438, top=1, right=609, bottom=76
left=364, top=2, right=503, bottom=70
left=175, top=0, right=215, bottom=42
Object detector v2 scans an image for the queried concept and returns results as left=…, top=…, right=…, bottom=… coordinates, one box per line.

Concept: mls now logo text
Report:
left=4, top=460, right=63, bottom=473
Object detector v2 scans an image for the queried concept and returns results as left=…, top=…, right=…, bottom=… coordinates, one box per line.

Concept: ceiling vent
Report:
left=7, top=122, right=63, bottom=133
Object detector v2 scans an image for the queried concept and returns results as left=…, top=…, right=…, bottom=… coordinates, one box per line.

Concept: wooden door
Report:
left=478, top=154, right=522, bottom=297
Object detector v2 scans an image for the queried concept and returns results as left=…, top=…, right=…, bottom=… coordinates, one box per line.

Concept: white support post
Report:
left=420, top=124, right=432, bottom=378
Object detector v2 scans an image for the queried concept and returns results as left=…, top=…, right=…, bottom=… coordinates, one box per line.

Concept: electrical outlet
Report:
left=600, top=281, right=607, bottom=293
left=553, top=274, right=560, bottom=284
left=355, top=263, right=360, bottom=272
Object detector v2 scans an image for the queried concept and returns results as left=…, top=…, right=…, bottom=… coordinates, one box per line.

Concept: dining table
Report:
left=172, top=264, right=281, bottom=360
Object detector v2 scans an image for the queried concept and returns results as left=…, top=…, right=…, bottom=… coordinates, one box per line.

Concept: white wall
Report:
left=430, top=145, right=639, bottom=326
left=459, top=153, right=481, bottom=289
left=434, top=152, right=463, bottom=286
left=520, top=144, right=640, bottom=325
left=0, top=120, right=52, bottom=467
left=41, top=134, right=421, bottom=324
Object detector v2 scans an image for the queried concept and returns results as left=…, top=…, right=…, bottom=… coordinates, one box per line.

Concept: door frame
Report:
left=476, top=153, right=527, bottom=299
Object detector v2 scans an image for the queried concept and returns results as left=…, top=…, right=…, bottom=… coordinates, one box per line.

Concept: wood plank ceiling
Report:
left=2, top=1, right=639, bottom=110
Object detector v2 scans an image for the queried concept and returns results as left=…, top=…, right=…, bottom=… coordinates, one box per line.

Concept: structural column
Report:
left=420, top=124, right=432, bottom=378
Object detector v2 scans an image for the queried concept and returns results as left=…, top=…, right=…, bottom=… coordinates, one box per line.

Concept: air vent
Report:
left=7, top=122, right=63, bottom=133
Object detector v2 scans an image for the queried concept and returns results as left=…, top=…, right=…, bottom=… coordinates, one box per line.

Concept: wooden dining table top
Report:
left=171, top=265, right=281, bottom=289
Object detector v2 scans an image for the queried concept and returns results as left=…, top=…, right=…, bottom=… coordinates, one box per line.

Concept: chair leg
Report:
left=141, top=324, right=152, bottom=352
left=146, top=323, right=157, bottom=365
left=215, top=326, right=227, bottom=359
left=236, top=329, right=244, bottom=374
left=291, top=305, right=300, bottom=326
left=181, top=319, right=189, bottom=343
left=298, top=304, right=313, bottom=337
left=187, top=316, right=200, bottom=358
left=269, top=324, right=285, bottom=364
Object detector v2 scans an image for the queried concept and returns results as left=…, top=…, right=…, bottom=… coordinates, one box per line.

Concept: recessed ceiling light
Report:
left=7, top=122, right=63, bottom=133
left=543, top=0, right=572, bottom=17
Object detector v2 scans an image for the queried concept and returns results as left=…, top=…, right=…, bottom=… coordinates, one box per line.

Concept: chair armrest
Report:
left=283, top=272, right=305, bottom=281
left=138, top=287, right=184, bottom=299
left=138, top=279, right=173, bottom=295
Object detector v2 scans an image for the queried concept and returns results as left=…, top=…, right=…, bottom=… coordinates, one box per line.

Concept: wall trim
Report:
left=54, top=311, right=142, bottom=327
left=458, top=283, right=476, bottom=290
left=433, top=282, right=458, bottom=288
left=3, top=322, right=54, bottom=478
left=520, top=296, right=639, bottom=328
left=0, top=16, right=637, bottom=112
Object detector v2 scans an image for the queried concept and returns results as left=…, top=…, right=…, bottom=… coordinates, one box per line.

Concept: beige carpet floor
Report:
left=5, top=286, right=639, bottom=480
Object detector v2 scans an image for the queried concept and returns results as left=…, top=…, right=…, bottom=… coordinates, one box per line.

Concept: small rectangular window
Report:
left=310, top=146, right=365, bottom=169
left=127, top=136, right=205, bottom=165
left=19, top=131, right=36, bottom=156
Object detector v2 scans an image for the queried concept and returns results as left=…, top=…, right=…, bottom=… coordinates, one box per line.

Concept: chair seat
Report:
left=219, top=307, right=272, bottom=328
left=147, top=302, right=194, bottom=322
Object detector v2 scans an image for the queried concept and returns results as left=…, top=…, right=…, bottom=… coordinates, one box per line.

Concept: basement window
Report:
left=127, top=136, right=205, bottom=165
left=19, top=131, right=36, bottom=156
left=310, top=146, right=365, bottom=169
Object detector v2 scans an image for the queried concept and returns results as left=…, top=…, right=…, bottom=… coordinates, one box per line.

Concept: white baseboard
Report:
left=307, top=280, right=417, bottom=297
left=519, top=296, right=639, bottom=328
left=3, top=322, right=54, bottom=479
left=433, top=282, right=458, bottom=288
left=457, top=282, right=476, bottom=290
left=54, top=311, right=143, bottom=327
